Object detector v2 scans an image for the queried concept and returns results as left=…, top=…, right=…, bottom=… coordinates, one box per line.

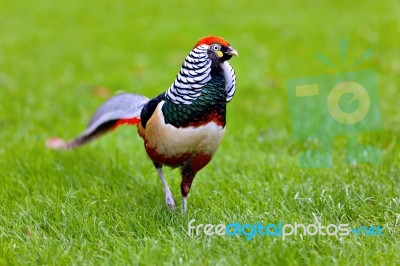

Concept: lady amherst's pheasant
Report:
left=47, top=36, right=238, bottom=212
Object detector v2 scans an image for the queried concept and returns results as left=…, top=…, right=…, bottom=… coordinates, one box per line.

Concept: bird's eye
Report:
left=212, top=44, right=220, bottom=51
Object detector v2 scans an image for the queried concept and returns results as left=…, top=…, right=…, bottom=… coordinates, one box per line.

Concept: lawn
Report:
left=0, top=0, right=399, bottom=265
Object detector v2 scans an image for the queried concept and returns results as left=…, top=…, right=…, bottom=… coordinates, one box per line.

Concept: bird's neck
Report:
left=162, top=65, right=227, bottom=128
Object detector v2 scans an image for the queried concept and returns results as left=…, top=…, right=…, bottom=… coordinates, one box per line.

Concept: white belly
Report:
left=144, top=101, right=225, bottom=158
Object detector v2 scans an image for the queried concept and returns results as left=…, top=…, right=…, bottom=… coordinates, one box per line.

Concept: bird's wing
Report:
left=139, top=93, right=166, bottom=129
left=46, top=93, right=149, bottom=149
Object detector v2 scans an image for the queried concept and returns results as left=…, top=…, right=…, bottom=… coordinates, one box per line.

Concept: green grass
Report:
left=1, top=0, right=400, bottom=265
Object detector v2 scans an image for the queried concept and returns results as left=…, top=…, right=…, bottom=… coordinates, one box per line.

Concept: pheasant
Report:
left=47, top=36, right=238, bottom=212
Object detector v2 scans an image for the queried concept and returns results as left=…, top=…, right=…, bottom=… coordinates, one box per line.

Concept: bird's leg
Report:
left=180, top=154, right=212, bottom=213
left=154, top=163, right=176, bottom=210
left=180, top=167, right=194, bottom=213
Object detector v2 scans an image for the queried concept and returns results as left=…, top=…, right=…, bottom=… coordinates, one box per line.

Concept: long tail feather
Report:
left=46, top=93, right=149, bottom=150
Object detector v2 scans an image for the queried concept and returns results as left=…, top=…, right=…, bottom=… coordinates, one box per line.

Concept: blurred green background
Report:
left=0, top=0, right=399, bottom=265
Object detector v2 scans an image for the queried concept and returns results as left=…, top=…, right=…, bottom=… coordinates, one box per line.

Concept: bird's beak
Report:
left=227, top=46, right=239, bottom=57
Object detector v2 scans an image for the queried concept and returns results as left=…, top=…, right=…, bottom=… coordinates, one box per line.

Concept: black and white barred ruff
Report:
left=166, top=44, right=236, bottom=105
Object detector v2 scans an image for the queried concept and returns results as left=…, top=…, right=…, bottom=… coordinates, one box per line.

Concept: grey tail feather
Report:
left=64, top=120, right=119, bottom=149
left=47, top=93, right=149, bottom=150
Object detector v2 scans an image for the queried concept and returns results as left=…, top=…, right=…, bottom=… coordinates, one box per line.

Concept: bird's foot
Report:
left=165, top=190, right=176, bottom=211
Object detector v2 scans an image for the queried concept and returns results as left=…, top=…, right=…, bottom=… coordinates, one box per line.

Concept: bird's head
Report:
left=194, top=36, right=238, bottom=62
